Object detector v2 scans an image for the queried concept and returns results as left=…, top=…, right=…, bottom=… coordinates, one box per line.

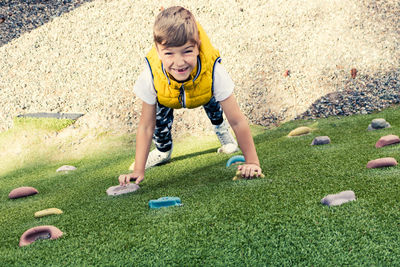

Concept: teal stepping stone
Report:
left=149, top=197, right=182, bottom=209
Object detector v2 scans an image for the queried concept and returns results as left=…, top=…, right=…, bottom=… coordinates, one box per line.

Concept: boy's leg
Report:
left=129, top=101, right=173, bottom=170
left=203, top=97, right=239, bottom=154
left=153, top=101, right=173, bottom=152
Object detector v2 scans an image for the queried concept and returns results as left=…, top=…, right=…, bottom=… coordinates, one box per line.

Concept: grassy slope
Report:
left=1, top=107, right=400, bottom=266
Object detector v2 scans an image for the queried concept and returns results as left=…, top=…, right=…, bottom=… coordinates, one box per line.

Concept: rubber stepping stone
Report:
left=232, top=170, right=265, bottom=180
left=321, top=190, right=356, bottom=206
left=311, top=136, right=331, bottom=145
left=34, top=208, right=63, bottom=218
left=367, top=118, right=391, bottom=131
left=19, top=225, right=63, bottom=247
left=56, top=165, right=76, bottom=172
left=288, top=126, right=312, bottom=137
left=226, top=155, right=245, bottom=167
left=106, top=184, right=140, bottom=196
left=149, top=197, right=182, bottom=209
left=367, top=157, right=398, bottom=169
left=375, top=135, right=400, bottom=148
left=9, top=186, right=38, bottom=199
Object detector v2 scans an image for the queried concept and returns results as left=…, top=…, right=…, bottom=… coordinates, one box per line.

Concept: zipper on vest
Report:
left=179, top=85, right=186, bottom=108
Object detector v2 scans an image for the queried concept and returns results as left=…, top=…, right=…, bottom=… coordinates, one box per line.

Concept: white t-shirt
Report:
left=133, top=61, right=234, bottom=105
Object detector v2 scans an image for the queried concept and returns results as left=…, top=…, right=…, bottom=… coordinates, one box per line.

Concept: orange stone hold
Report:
left=19, top=225, right=63, bottom=247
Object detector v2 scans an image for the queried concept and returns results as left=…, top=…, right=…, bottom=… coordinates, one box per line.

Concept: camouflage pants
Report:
left=154, top=96, right=223, bottom=152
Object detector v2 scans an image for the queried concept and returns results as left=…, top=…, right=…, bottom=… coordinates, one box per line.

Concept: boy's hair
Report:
left=153, top=6, right=200, bottom=48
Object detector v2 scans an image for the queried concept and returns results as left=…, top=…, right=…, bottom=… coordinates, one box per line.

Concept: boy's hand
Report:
left=118, top=170, right=145, bottom=186
left=237, top=164, right=262, bottom=179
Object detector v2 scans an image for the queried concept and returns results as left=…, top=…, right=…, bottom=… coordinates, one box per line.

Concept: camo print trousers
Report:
left=154, top=96, right=224, bottom=152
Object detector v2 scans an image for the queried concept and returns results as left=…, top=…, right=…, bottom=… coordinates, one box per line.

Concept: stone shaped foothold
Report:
left=311, top=136, right=331, bottom=145
left=288, top=126, right=312, bottom=137
left=233, top=170, right=265, bottom=181
left=226, top=155, right=245, bottom=167
left=149, top=197, right=182, bottom=209
left=368, top=118, right=391, bottom=131
left=321, top=190, right=356, bottom=206
left=367, top=157, right=398, bottom=169
left=375, top=135, right=400, bottom=148
left=56, top=165, right=77, bottom=172
left=9, top=187, right=38, bottom=199
left=34, top=208, right=63, bottom=218
left=19, top=225, right=63, bottom=247
left=106, top=183, right=140, bottom=196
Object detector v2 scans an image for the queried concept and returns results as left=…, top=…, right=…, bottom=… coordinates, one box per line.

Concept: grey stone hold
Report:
left=106, top=184, right=140, bottom=196
left=321, top=190, right=356, bottom=206
left=56, top=165, right=77, bottom=172
left=311, top=136, right=331, bottom=145
left=368, top=118, right=391, bottom=130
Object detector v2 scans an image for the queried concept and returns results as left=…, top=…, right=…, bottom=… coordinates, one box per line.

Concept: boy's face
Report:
left=156, top=42, right=199, bottom=82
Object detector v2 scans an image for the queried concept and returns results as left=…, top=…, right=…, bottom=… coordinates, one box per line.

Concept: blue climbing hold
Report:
left=149, top=197, right=182, bottom=209
left=226, top=155, right=245, bottom=167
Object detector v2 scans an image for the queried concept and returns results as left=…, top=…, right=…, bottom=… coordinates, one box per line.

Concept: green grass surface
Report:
left=1, top=107, right=400, bottom=266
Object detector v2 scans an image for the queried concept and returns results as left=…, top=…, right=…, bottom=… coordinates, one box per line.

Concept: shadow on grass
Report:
left=169, top=148, right=217, bottom=163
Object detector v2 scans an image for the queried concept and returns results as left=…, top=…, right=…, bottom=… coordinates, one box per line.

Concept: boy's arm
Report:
left=119, top=101, right=156, bottom=185
left=219, top=94, right=262, bottom=177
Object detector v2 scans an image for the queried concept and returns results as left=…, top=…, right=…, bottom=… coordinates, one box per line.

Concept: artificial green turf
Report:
left=12, top=117, right=75, bottom=132
left=1, top=106, right=400, bottom=266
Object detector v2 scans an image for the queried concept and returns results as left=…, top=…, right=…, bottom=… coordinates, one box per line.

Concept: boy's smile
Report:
left=156, top=42, right=199, bottom=82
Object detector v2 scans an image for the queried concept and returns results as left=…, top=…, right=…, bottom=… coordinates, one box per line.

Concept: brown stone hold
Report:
left=366, top=157, right=397, bottom=169
left=0, top=17, right=5, bottom=24
left=19, top=225, right=63, bottom=247
left=9, top=187, right=38, bottom=199
left=375, top=135, right=400, bottom=148
left=351, top=68, right=357, bottom=78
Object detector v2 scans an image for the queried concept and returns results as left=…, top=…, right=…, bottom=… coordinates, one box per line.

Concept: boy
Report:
left=119, top=6, right=262, bottom=185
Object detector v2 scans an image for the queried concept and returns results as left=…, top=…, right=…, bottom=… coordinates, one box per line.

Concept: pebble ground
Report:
left=1, top=0, right=399, bottom=134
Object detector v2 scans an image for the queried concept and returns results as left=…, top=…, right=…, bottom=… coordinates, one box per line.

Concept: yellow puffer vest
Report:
left=145, top=24, right=221, bottom=109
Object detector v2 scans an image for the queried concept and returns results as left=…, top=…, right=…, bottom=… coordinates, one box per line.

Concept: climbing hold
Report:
left=375, top=135, right=400, bottom=148
left=367, top=157, right=397, bottom=169
left=19, top=225, right=63, bottom=247
left=351, top=68, right=357, bottom=79
left=288, top=126, right=312, bottom=137
left=226, top=155, right=245, bottom=167
left=9, top=187, right=38, bottom=199
left=311, top=136, right=331, bottom=145
left=321, top=190, right=356, bottom=206
left=106, top=184, right=140, bottom=196
left=283, top=69, right=290, bottom=77
left=56, top=165, right=76, bottom=172
left=149, top=197, right=182, bottom=209
left=232, top=170, right=265, bottom=181
left=367, top=118, right=391, bottom=131
left=34, top=208, right=63, bottom=218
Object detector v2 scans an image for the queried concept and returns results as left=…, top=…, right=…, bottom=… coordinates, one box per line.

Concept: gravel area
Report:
left=1, top=0, right=399, bottom=136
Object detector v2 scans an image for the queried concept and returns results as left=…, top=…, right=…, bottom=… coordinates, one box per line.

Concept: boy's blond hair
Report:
left=153, top=6, right=200, bottom=48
